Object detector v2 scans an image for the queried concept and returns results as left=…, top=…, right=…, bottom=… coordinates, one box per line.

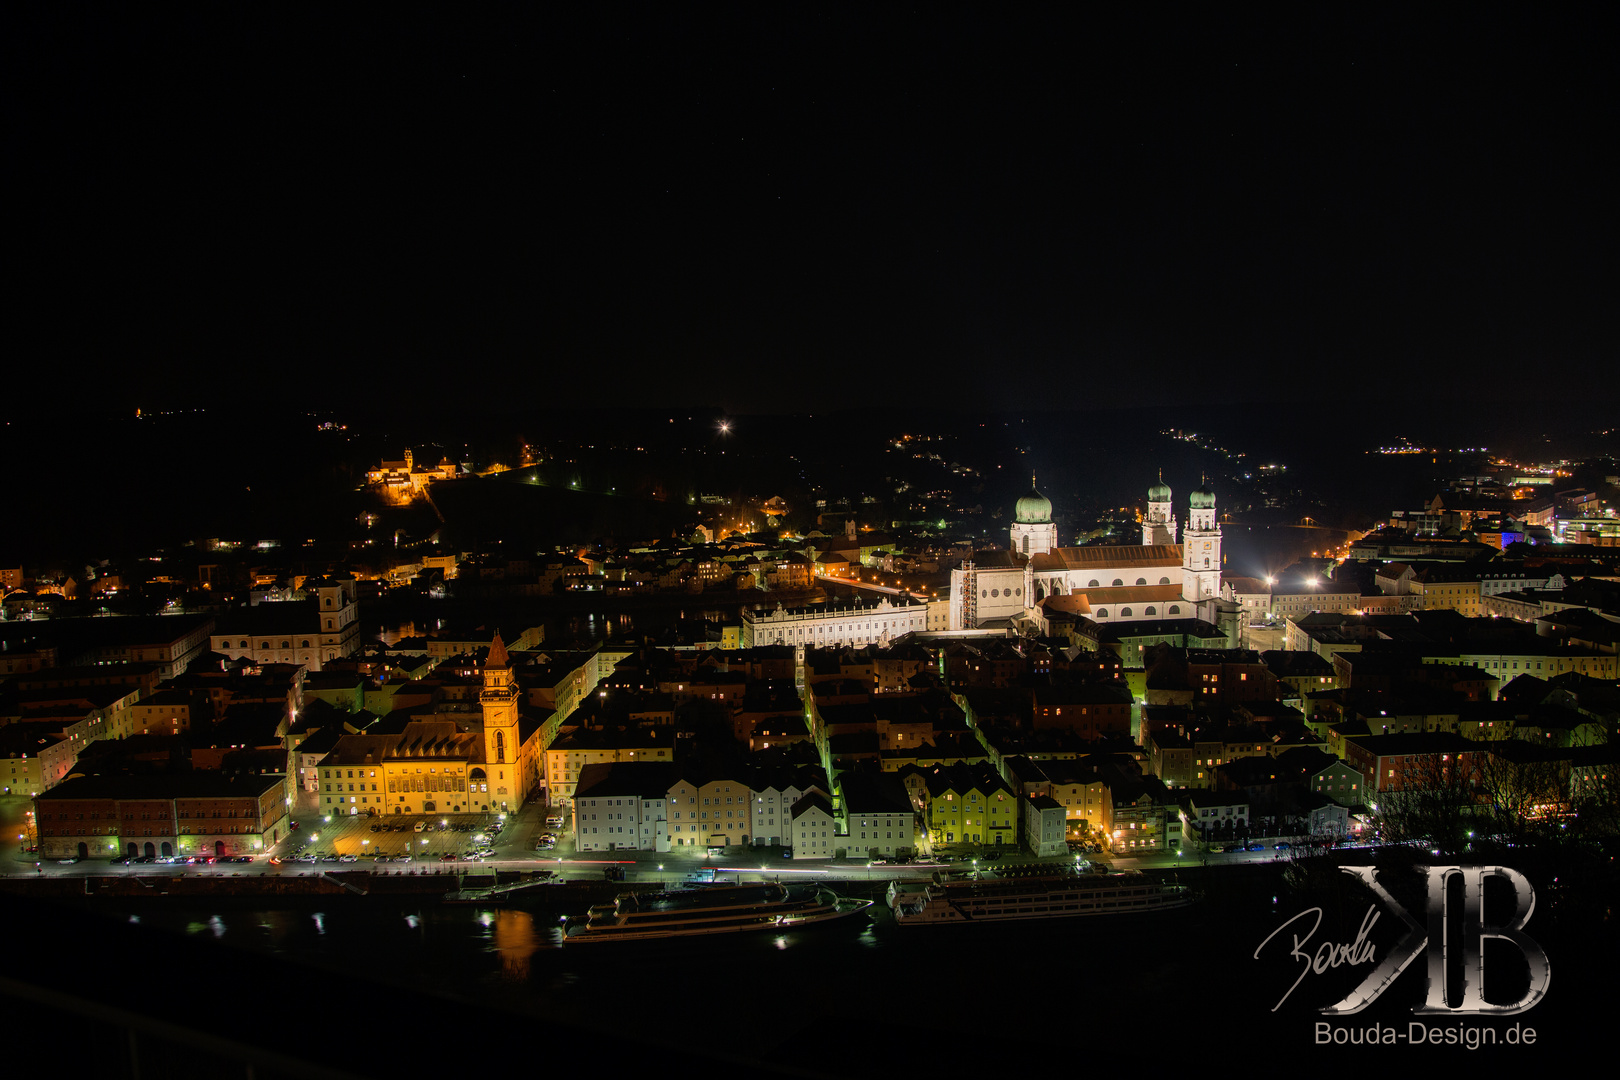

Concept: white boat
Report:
left=561, top=883, right=873, bottom=944
left=887, top=870, right=1194, bottom=925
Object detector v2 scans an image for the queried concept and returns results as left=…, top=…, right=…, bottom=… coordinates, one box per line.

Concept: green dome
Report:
left=1015, top=484, right=1052, bottom=524
left=1148, top=471, right=1172, bottom=502
left=1189, top=483, right=1216, bottom=509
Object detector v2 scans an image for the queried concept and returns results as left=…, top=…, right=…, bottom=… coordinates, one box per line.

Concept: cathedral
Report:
left=948, top=475, right=1229, bottom=633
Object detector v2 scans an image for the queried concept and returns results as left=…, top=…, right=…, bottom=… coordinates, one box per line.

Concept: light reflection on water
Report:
left=491, top=910, right=541, bottom=980
left=97, top=894, right=1203, bottom=1024
left=83, top=895, right=1227, bottom=1078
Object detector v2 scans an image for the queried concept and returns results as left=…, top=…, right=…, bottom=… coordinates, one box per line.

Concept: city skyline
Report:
left=2, top=10, right=1615, bottom=1074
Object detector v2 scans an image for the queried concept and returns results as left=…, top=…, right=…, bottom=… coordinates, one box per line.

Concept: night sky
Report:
left=8, top=7, right=1614, bottom=416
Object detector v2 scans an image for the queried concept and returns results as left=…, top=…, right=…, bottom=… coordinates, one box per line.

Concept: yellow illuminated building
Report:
left=318, top=634, right=541, bottom=815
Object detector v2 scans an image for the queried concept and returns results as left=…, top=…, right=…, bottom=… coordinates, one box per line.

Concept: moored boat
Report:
left=887, top=869, right=1193, bottom=925
left=561, top=883, right=873, bottom=943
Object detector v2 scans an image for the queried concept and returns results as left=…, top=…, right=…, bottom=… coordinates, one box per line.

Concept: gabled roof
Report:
left=790, top=791, right=834, bottom=819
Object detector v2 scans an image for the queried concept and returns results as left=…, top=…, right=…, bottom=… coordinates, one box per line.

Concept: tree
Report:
left=1369, top=748, right=1483, bottom=857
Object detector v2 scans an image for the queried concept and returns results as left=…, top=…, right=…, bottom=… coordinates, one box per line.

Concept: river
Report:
left=48, top=858, right=1610, bottom=1076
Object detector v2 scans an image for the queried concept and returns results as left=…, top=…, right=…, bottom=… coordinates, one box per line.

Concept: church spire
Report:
left=486, top=631, right=509, bottom=670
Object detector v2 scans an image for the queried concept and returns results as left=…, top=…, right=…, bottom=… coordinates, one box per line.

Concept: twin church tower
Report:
left=950, top=472, right=1225, bottom=632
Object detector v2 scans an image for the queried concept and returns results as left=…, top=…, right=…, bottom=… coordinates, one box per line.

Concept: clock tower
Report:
left=480, top=632, right=521, bottom=809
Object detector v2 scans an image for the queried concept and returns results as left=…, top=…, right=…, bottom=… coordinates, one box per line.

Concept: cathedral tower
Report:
left=1181, top=479, right=1222, bottom=605
left=1010, top=476, right=1057, bottom=557
left=1143, top=470, right=1178, bottom=545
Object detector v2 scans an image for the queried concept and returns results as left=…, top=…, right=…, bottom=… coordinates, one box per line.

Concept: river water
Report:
left=63, top=860, right=1609, bottom=1075
left=81, top=852, right=1620, bottom=1077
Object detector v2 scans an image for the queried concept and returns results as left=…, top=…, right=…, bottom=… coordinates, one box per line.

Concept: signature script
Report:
left=1253, top=905, right=1381, bottom=1011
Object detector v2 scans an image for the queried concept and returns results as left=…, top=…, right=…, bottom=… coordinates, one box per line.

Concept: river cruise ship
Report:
left=561, top=883, right=873, bottom=944
left=886, top=870, right=1193, bottom=925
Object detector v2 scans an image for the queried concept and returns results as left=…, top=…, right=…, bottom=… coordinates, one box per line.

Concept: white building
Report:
left=838, top=774, right=916, bottom=858
left=750, top=770, right=826, bottom=847
left=950, top=477, right=1228, bottom=630
left=790, top=792, right=837, bottom=859
left=1025, top=794, right=1068, bottom=857
left=210, top=578, right=361, bottom=672
left=572, top=762, right=671, bottom=852
left=742, top=595, right=928, bottom=649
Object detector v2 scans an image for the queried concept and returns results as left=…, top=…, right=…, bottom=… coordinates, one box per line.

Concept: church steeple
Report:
left=1182, top=479, right=1220, bottom=604
left=480, top=632, right=519, bottom=774
left=1012, top=474, right=1057, bottom=557
left=1145, top=470, right=1176, bottom=545
left=487, top=631, right=510, bottom=670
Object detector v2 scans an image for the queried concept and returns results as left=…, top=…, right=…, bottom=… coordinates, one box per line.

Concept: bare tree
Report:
left=1369, top=748, right=1483, bottom=857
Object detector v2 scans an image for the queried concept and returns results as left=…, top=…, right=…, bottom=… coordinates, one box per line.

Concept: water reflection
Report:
left=492, top=910, right=540, bottom=980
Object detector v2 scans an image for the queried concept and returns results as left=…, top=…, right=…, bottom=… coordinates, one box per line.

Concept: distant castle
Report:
left=365, top=448, right=462, bottom=505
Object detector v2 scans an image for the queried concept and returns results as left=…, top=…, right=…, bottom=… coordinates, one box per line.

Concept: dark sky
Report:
left=7, top=7, right=1614, bottom=416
